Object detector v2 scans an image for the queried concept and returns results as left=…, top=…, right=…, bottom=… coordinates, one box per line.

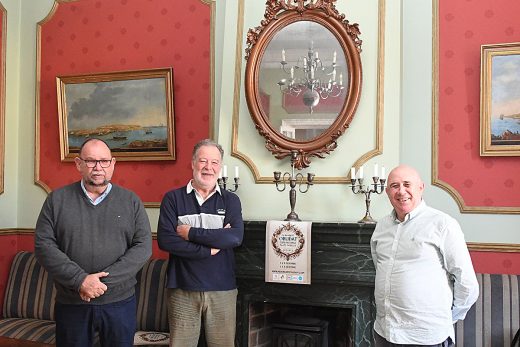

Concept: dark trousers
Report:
left=375, top=332, right=454, bottom=347
left=55, top=295, right=136, bottom=347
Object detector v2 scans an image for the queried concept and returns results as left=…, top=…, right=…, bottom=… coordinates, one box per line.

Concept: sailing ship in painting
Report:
left=492, top=112, right=520, bottom=145
left=68, top=123, right=168, bottom=152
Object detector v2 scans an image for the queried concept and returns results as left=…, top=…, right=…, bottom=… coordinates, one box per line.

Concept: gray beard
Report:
left=86, top=179, right=110, bottom=187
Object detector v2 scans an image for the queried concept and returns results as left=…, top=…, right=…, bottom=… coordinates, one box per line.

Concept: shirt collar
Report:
left=187, top=180, right=221, bottom=205
left=392, top=199, right=426, bottom=223
left=80, top=180, right=112, bottom=205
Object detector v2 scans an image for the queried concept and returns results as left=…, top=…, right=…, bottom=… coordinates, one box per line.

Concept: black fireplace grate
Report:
left=272, top=317, right=329, bottom=347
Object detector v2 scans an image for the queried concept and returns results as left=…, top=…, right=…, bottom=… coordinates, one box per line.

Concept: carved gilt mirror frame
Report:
left=244, top=0, right=362, bottom=169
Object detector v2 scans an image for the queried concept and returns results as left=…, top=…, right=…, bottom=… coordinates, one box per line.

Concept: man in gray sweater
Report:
left=35, top=138, right=152, bottom=347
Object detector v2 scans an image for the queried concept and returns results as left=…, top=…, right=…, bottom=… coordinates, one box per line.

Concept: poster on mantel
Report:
left=265, top=220, right=312, bottom=285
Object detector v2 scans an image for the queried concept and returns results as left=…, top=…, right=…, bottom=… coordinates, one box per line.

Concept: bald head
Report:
left=385, top=165, right=425, bottom=221
left=75, top=138, right=115, bottom=191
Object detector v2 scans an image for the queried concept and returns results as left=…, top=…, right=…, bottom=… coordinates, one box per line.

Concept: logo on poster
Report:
left=271, top=222, right=305, bottom=261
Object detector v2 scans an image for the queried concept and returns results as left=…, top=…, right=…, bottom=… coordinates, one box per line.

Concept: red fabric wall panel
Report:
left=438, top=0, right=520, bottom=207
left=470, top=251, right=520, bottom=275
left=37, top=0, right=212, bottom=204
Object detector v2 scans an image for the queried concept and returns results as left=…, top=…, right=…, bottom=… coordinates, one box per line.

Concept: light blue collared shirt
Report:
left=80, top=180, right=112, bottom=205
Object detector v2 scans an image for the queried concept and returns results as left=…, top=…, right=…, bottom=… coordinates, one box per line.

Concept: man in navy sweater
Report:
left=158, top=139, right=244, bottom=346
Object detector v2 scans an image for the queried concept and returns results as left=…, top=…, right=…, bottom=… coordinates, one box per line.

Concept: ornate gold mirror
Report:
left=245, top=0, right=362, bottom=169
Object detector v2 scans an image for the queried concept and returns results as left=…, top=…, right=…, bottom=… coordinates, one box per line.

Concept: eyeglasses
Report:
left=78, top=158, right=113, bottom=168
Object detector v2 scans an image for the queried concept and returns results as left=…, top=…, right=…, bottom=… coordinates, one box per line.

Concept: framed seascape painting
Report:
left=480, top=43, right=520, bottom=156
left=57, top=68, right=175, bottom=161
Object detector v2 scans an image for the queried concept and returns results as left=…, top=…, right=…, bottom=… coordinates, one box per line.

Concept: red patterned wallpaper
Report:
left=437, top=0, right=520, bottom=208
left=37, top=0, right=213, bottom=204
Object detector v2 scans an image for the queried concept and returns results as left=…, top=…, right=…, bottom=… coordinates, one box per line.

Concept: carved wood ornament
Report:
left=244, top=0, right=363, bottom=169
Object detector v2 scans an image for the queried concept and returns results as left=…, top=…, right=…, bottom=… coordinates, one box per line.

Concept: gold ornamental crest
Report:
left=271, top=222, right=305, bottom=261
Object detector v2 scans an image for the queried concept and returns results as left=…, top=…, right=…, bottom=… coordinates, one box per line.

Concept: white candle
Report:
left=358, top=165, right=364, bottom=179
left=311, top=68, right=314, bottom=79
left=282, top=49, right=286, bottom=62
left=315, top=51, right=319, bottom=60
left=303, top=57, right=307, bottom=66
left=339, top=73, right=343, bottom=85
left=223, top=165, right=227, bottom=178
left=235, top=166, right=239, bottom=178
left=333, top=51, right=337, bottom=64
left=381, top=166, right=386, bottom=179
left=350, top=167, right=356, bottom=179
left=290, top=66, right=294, bottom=79
left=219, top=168, right=222, bottom=178
left=373, top=164, right=378, bottom=177
left=332, top=69, right=336, bottom=81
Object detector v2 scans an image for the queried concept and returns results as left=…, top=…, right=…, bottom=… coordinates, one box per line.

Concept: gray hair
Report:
left=192, top=139, right=224, bottom=161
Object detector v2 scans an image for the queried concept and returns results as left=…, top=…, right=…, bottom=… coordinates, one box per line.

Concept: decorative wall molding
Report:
left=0, top=228, right=159, bottom=240
left=467, top=242, right=520, bottom=253
left=34, top=0, right=216, bottom=206
left=0, top=228, right=35, bottom=235
left=431, top=0, right=520, bottom=214
left=0, top=3, right=6, bottom=195
left=0, top=229, right=516, bottom=252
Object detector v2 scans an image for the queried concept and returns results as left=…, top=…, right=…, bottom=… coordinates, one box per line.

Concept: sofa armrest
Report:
left=455, top=273, right=520, bottom=346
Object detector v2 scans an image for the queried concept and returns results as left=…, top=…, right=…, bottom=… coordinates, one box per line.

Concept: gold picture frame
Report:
left=480, top=43, right=520, bottom=156
left=57, top=68, right=175, bottom=161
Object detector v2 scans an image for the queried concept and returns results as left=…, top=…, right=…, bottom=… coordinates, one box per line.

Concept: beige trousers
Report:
left=167, top=288, right=237, bottom=347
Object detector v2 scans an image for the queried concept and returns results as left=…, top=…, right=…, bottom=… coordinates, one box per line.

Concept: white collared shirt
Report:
left=186, top=180, right=221, bottom=206
left=371, top=200, right=479, bottom=344
left=80, top=180, right=112, bottom=205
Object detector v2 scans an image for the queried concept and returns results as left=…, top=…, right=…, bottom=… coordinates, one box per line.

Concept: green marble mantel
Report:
left=235, top=221, right=376, bottom=346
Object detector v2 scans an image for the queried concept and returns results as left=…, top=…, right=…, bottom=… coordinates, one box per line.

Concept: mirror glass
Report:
left=244, top=0, right=362, bottom=169
left=258, top=20, right=348, bottom=142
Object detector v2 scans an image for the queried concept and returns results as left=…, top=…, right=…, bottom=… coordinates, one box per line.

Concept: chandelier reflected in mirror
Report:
left=278, top=41, right=344, bottom=114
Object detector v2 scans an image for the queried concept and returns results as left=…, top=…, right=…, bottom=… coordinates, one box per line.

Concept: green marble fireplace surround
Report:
left=235, top=221, right=376, bottom=346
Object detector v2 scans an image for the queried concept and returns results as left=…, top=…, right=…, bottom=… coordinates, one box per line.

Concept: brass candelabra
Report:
left=217, top=176, right=239, bottom=192
left=274, top=152, right=315, bottom=221
left=350, top=174, right=386, bottom=224
left=217, top=165, right=240, bottom=192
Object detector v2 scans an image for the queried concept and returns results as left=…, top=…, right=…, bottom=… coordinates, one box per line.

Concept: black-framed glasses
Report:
left=78, top=158, right=113, bottom=168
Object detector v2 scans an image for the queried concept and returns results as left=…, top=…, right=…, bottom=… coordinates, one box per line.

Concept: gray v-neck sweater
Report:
left=35, top=181, right=152, bottom=305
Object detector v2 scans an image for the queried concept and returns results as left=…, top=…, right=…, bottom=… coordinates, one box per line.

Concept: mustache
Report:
left=86, top=179, right=110, bottom=187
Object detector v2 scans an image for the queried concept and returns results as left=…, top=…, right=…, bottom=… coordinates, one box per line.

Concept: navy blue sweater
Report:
left=157, top=185, right=244, bottom=291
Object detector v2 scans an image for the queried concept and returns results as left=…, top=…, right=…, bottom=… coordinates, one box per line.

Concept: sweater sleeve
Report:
left=188, top=192, right=244, bottom=249
left=34, top=194, right=89, bottom=292
left=157, top=191, right=213, bottom=259
left=100, top=194, right=152, bottom=288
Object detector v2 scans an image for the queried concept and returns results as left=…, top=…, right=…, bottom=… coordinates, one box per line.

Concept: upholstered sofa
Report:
left=0, top=251, right=169, bottom=345
left=454, top=273, right=520, bottom=346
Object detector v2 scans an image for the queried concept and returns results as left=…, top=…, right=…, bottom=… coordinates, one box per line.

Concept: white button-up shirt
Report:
left=371, top=200, right=479, bottom=344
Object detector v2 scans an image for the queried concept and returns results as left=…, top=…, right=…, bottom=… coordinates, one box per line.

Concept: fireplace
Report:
left=249, top=302, right=351, bottom=346
left=235, top=221, right=376, bottom=347
left=272, top=316, right=329, bottom=347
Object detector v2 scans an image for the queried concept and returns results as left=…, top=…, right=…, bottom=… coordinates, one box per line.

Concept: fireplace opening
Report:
left=248, top=302, right=352, bottom=347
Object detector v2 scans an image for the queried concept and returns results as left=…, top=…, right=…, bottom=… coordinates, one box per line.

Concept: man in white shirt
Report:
left=371, top=165, right=479, bottom=346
